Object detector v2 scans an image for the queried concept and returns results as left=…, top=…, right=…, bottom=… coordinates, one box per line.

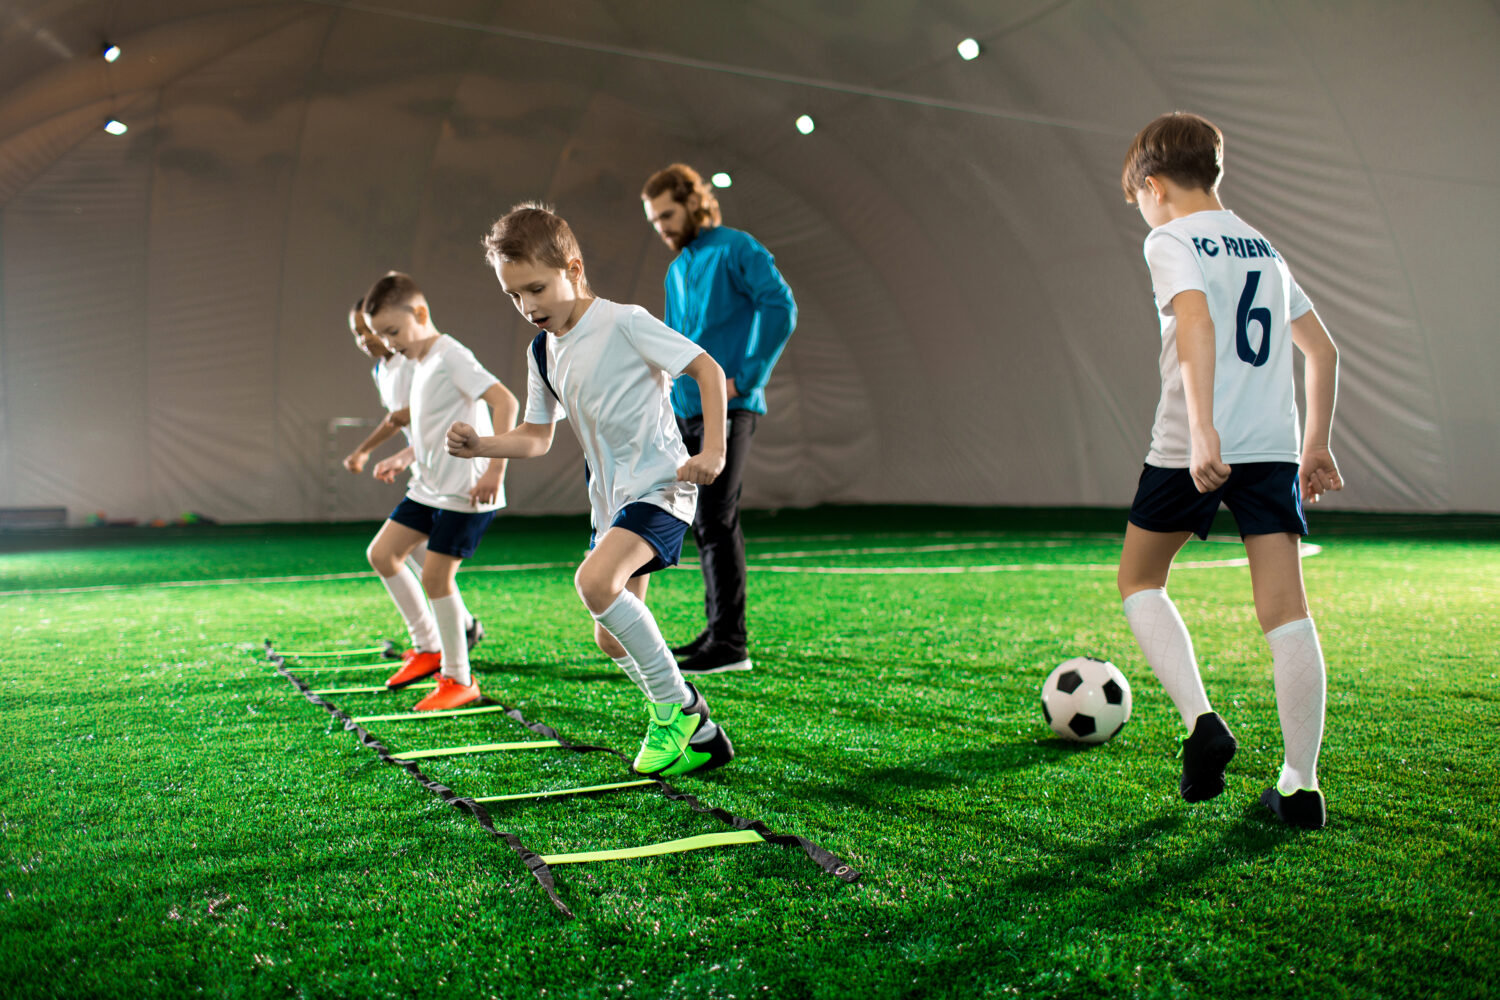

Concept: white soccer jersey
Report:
left=371, top=354, right=416, bottom=445
left=404, top=334, right=504, bottom=513
left=523, top=298, right=704, bottom=527
left=1141, top=209, right=1313, bottom=467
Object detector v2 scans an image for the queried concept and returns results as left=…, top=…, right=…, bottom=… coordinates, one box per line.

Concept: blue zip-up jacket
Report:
left=664, top=225, right=797, bottom=418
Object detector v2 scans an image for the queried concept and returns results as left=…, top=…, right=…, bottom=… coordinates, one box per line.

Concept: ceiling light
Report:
left=710, top=172, right=732, bottom=188
left=104, top=120, right=127, bottom=135
left=102, top=43, right=121, bottom=62
left=795, top=115, right=815, bottom=135
left=957, top=38, right=981, bottom=61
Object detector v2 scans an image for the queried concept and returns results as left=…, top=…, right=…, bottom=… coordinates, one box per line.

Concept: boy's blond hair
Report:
left=1122, top=112, right=1223, bottom=203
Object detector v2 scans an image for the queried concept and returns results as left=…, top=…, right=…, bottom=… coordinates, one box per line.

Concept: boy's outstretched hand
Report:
left=447, top=422, right=481, bottom=458
left=1300, top=445, right=1343, bottom=503
left=677, top=451, right=725, bottom=485
left=372, top=450, right=411, bottom=484
left=468, top=467, right=501, bottom=506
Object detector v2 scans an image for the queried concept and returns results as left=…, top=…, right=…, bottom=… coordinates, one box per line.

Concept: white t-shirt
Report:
left=400, top=334, right=504, bottom=513
left=1141, top=209, right=1313, bottom=467
left=523, top=298, right=704, bottom=527
left=371, top=354, right=416, bottom=445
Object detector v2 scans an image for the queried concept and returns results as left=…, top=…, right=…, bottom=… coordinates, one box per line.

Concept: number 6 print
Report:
left=1236, top=270, right=1272, bottom=367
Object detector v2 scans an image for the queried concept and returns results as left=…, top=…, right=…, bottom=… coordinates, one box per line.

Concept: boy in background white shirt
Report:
left=362, top=272, right=518, bottom=712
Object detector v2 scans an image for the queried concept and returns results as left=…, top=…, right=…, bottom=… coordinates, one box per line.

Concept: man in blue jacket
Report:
left=642, top=164, right=798, bottom=675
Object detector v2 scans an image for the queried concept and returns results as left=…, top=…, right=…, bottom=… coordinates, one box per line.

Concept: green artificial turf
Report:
left=1, top=507, right=1497, bottom=999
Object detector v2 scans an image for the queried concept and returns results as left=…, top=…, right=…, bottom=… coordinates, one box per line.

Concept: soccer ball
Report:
left=1041, top=657, right=1132, bottom=744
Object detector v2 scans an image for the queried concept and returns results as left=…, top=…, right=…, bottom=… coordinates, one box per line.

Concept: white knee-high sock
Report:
left=591, top=591, right=690, bottom=705
left=1267, top=617, right=1326, bottom=793
left=380, top=568, right=439, bottom=651
left=611, top=654, right=650, bottom=697
left=405, top=540, right=428, bottom=580
left=431, top=591, right=472, bottom=685
left=1123, top=588, right=1212, bottom=730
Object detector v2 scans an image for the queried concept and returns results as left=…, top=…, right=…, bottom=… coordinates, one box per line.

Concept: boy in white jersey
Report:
left=341, top=297, right=434, bottom=585
left=1118, top=113, right=1343, bottom=829
left=342, top=299, right=414, bottom=476
left=362, top=272, right=519, bottom=712
left=447, top=203, right=735, bottom=778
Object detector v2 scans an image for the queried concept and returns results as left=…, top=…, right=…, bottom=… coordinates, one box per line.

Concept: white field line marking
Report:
left=745, top=544, right=1321, bottom=575
left=0, top=535, right=1293, bottom=596
left=749, top=539, right=1077, bottom=558
left=0, top=561, right=575, bottom=597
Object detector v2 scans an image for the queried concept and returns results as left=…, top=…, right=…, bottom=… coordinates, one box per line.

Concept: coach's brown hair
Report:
left=641, top=163, right=722, bottom=227
left=1121, top=112, right=1223, bottom=202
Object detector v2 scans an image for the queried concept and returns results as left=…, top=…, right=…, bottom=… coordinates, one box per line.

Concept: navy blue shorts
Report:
left=589, top=501, right=690, bottom=577
left=1128, top=462, right=1307, bottom=541
left=388, top=498, right=495, bottom=559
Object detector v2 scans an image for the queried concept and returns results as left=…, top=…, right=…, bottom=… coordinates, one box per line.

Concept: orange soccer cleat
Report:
left=386, top=649, right=442, bottom=689
left=413, top=674, right=481, bottom=711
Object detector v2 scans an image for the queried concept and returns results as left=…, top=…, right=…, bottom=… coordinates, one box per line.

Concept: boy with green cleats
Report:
left=452, top=204, right=738, bottom=780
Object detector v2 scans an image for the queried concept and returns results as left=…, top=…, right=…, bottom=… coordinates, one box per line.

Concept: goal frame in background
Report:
left=322, top=417, right=397, bottom=523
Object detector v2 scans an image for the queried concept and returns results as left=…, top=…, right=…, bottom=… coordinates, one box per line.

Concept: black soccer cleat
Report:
left=667, top=683, right=735, bottom=776
left=1260, top=786, right=1327, bottom=829
left=1180, top=712, right=1237, bottom=802
left=675, top=721, right=736, bottom=777
left=466, top=617, right=484, bottom=652
left=678, top=641, right=753, bottom=675
left=671, top=629, right=712, bottom=660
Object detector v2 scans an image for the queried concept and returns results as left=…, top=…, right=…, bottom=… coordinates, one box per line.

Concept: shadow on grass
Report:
left=758, top=809, right=1313, bottom=996
left=1001, top=807, right=1302, bottom=918
left=472, top=660, right=579, bottom=675
left=774, top=741, right=1080, bottom=811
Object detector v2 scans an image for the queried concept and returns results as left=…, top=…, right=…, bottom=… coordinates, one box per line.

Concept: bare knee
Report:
left=594, top=623, right=625, bottom=658
left=1256, top=599, right=1310, bottom=635
left=1117, top=570, right=1165, bottom=601
left=422, top=558, right=458, bottom=599
left=1117, top=554, right=1170, bottom=600
left=367, top=540, right=397, bottom=576
left=574, top=564, right=619, bottom=615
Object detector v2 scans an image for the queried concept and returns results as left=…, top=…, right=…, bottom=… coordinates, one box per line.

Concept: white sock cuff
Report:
left=1122, top=587, right=1167, bottom=613
left=1266, top=617, right=1316, bottom=643
left=430, top=591, right=472, bottom=683
left=379, top=567, right=439, bottom=650
left=591, top=589, right=632, bottom=623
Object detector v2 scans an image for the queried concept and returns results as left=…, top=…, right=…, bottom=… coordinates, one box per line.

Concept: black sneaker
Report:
left=1180, top=712, right=1237, bottom=802
left=466, top=617, right=484, bottom=651
left=671, top=629, right=712, bottom=660
left=678, top=641, right=753, bottom=675
left=1260, top=786, right=1326, bottom=829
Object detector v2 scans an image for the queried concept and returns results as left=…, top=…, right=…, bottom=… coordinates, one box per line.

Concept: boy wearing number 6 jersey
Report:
left=1115, top=112, right=1344, bottom=829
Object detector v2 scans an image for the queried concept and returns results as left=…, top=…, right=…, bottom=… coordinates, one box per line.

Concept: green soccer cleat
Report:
left=633, top=684, right=735, bottom=778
